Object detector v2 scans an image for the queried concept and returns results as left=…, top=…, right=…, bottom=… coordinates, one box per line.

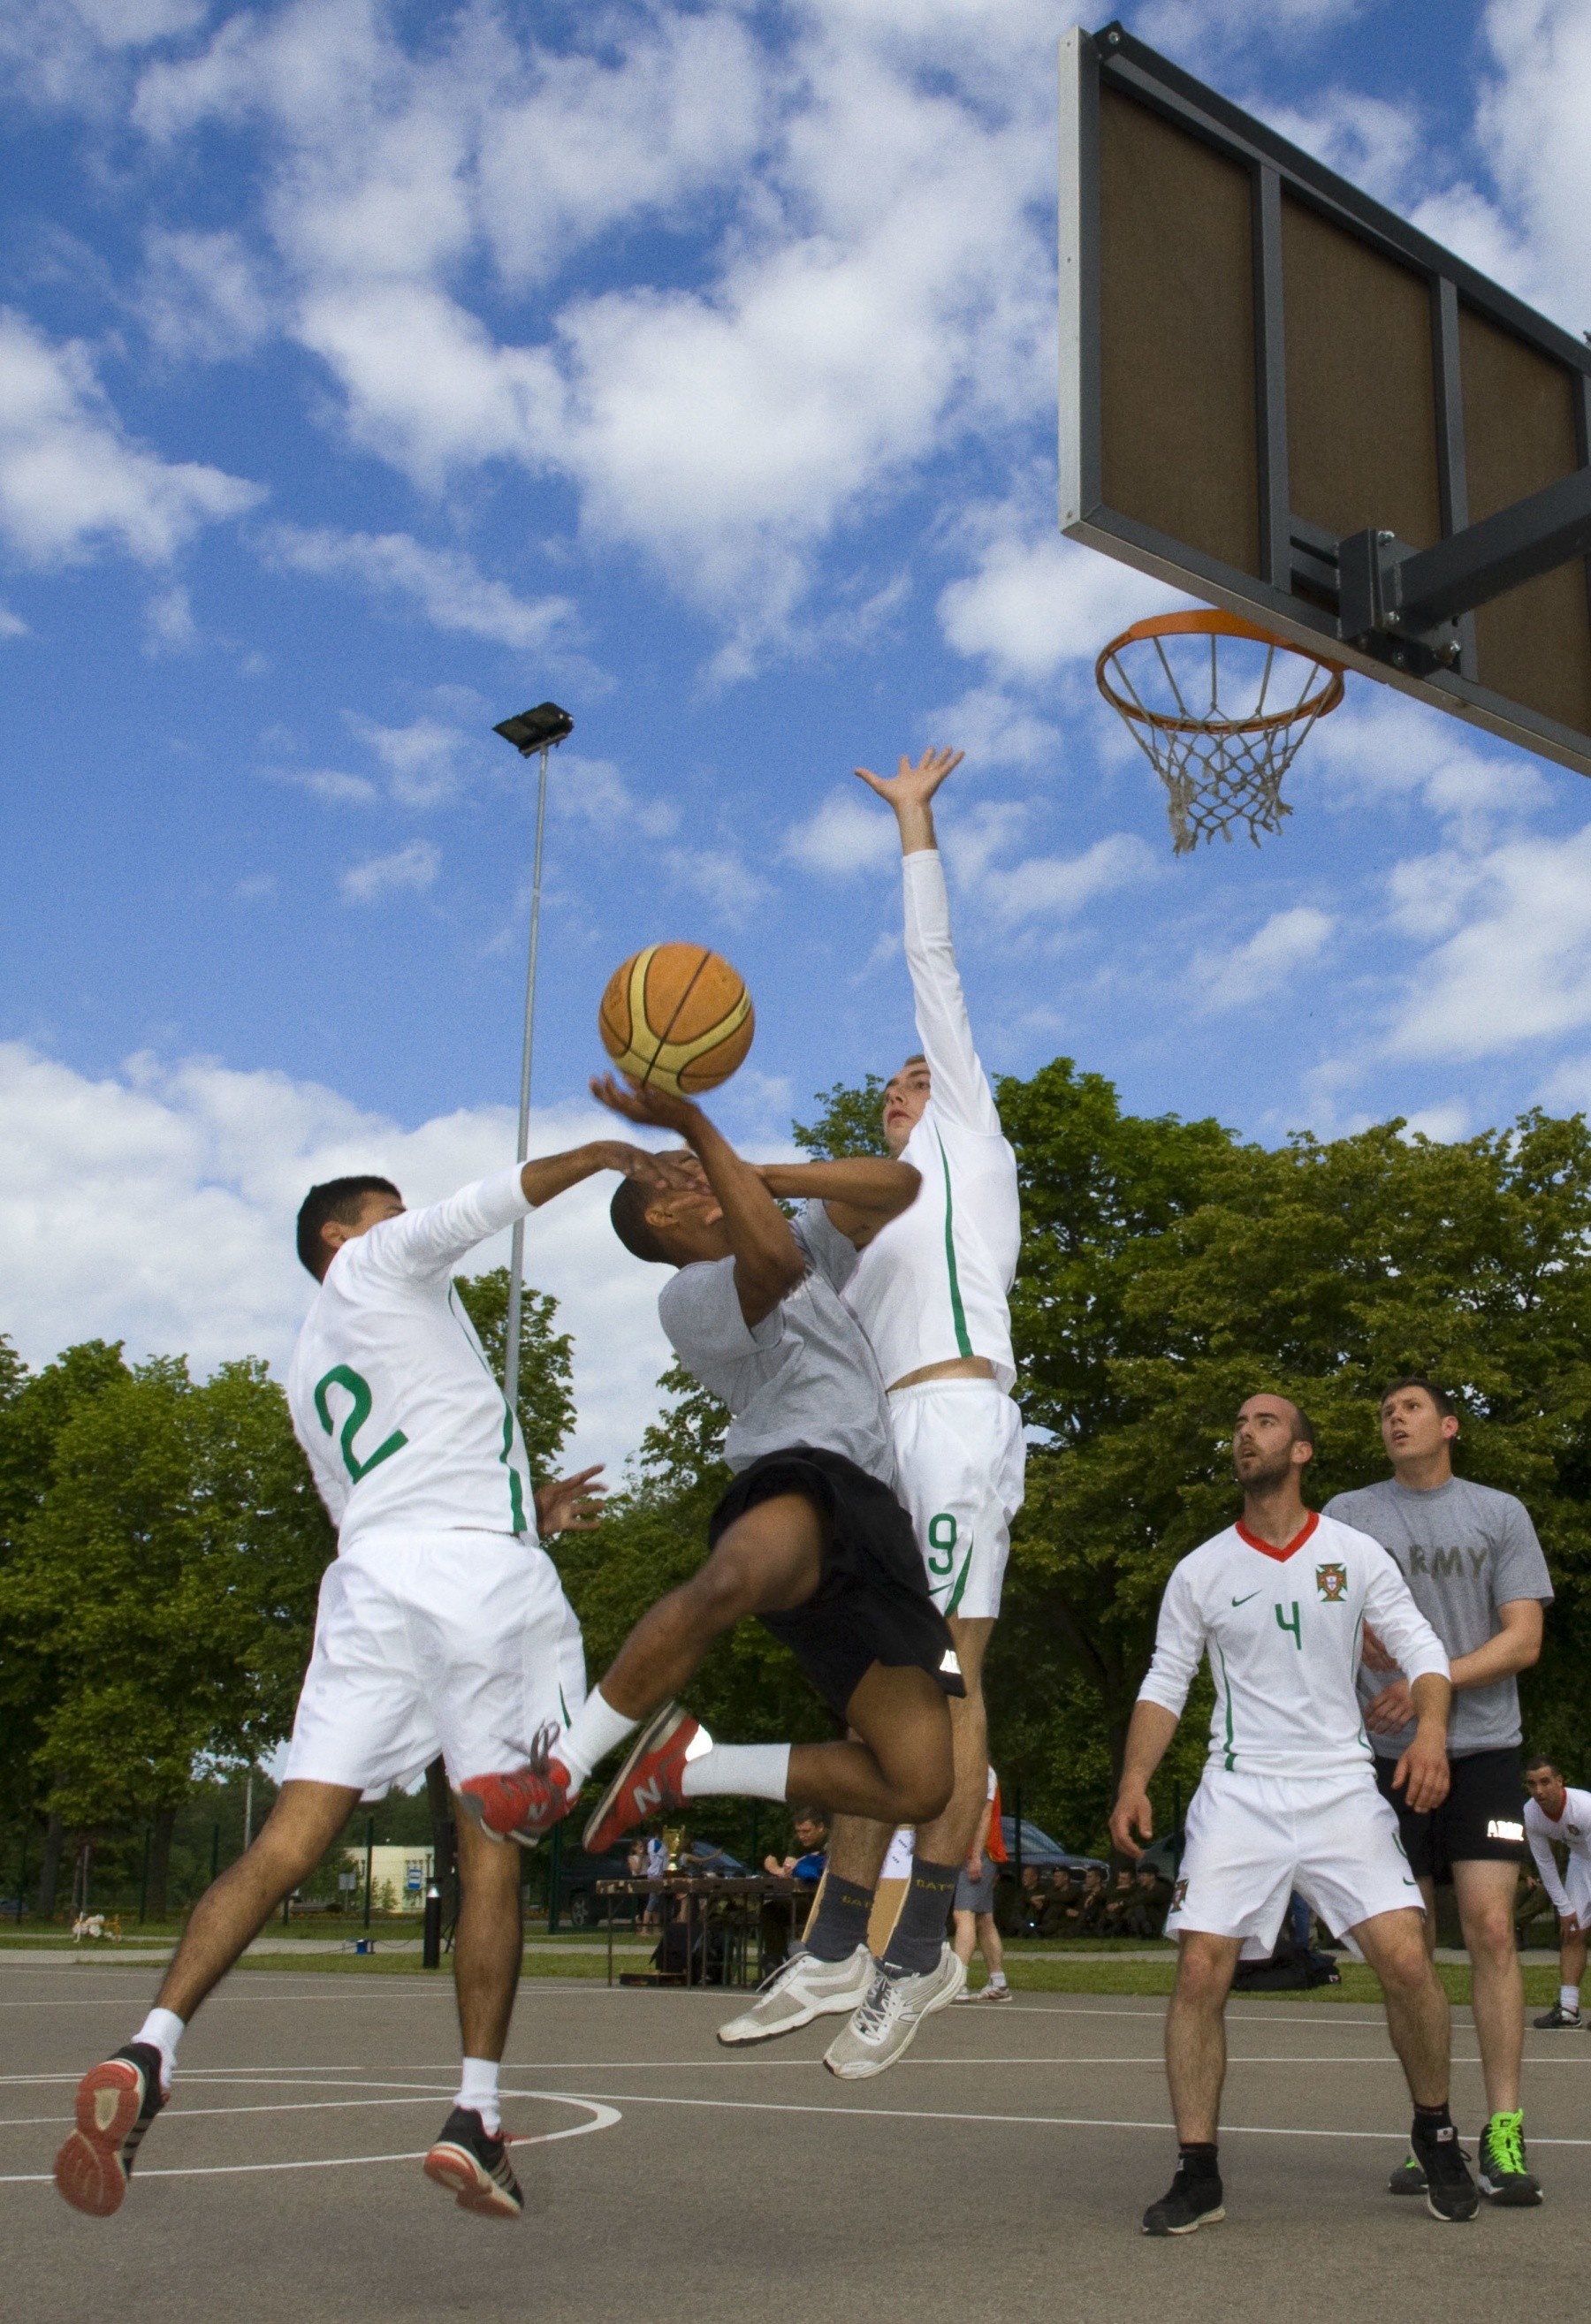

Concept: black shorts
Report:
left=707, top=1447, right=964, bottom=1721
left=1373, top=1744, right=1527, bottom=1884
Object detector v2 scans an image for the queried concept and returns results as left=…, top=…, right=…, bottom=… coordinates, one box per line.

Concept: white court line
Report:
left=0, top=2093, right=620, bottom=2187
left=541, top=2088, right=1591, bottom=2149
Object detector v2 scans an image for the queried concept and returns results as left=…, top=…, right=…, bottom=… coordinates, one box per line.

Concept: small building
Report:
left=344, top=1845, right=434, bottom=1912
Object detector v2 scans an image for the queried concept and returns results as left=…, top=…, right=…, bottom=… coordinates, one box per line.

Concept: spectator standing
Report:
left=1522, top=1757, right=1591, bottom=2030
left=1326, top=1377, right=1554, bottom=2206
left=953, top=1768, right=1010, bottom=2001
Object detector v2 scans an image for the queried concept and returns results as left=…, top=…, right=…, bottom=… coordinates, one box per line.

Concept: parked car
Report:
left=552, top=1838, right=749, bottom=1929
left=996, top=1816, right=1109, bottom=1883
left=1134, top=1830, right=1185, bottom=1882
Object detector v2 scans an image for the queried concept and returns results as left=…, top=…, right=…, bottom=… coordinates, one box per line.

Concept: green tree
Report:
left=452, top=1267, right=575, bottom=1479
left=793, top=1074, right=890, bottom=1159
left=0, top=1356, right=333, bottom=1915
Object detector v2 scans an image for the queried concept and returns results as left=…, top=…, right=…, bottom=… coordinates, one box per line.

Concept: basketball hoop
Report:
left=1095, top=611, right=1344, bottom=855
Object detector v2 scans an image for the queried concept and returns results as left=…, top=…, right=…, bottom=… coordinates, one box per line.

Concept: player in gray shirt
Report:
left=1324, top=1375, right=1553, bottom=2209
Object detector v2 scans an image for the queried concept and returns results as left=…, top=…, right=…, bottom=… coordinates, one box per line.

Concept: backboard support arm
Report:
left=1339, top=467, right=1591, bottom=666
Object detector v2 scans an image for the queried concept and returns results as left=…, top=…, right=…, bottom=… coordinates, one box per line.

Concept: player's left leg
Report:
left=913, top=1614, right=993, bottom=1871
left=1349, top=1907, right=1476, bottom=2222
left=1537, top=1909, right=1587, bottom=2026
left=422, top=1808, right=528, bottom=2220
left=1452, top=1856, right=1542, bottom=2203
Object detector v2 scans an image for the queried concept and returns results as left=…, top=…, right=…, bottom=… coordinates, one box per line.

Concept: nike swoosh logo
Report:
left=1231, top=1591, right=1261, bottom=1606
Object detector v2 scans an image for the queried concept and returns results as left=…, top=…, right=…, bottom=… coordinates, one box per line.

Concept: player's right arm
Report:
left=756, top=1156, right=921, bottom=1247
left=1360, top=1548, right=1452, bottom=1810
left=1110, top=1562, right=1203, bottom=1858
left=591, top=1074, right=804, bottom=1326
left=370, top=1143, right=681, bottom=1280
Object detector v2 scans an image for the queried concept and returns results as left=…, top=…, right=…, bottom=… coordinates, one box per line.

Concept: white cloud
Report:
left=552, top=757, right=678, bottom=846
left=339, top=838, right=440, bottom=904
left=944, top=804, right=1156, bottom=925
left=939, top=529, right=1187, bottom=681
left=346, top=714, right=471, bottom=809
left=784, top=786, right=899, bottom=880
left=922, top=687, right=1061, bottom=771
left=1401, top=1101, right=1469, bottom=1143
left=658, top=847, right=771, bottom=930
left=0, top=307, right=263, bottom=564
left=0, top=1041, right=673, bottom=1473
left=261, top=522, right=574, bottom=650
left=141, top=226, right=273, bottom=360
left=0, top=1, right=206, bottom=110
left=1196, top=905, right=1336, bottom=1010
left=142, top=580, right=194, bottom=651
left=272, top=767, right=379, bottom=809
left=0, top=601, right=30, bottom=637
left=1385, top=823, right=1591, bottom=1061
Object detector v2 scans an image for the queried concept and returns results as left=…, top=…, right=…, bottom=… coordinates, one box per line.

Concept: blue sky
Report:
left=4, top=0, right=1591, bottom=1468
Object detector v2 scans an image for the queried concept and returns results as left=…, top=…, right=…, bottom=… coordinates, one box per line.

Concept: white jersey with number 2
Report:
left=1138, top=1511, right=1449, bottom=1781
left=287, top=1166, right=538, bottom=1554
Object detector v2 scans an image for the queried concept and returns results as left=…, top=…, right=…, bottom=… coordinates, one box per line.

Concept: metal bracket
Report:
left=1340, top=466, right=1591, bottom=670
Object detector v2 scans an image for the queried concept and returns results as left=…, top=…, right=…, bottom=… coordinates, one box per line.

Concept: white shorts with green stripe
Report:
left=888, top=1379, right=1025, bottom=1622
left=284, top=1529, right=585, bottom=1802
left=1167, top=1766, right=1424, bottom=1959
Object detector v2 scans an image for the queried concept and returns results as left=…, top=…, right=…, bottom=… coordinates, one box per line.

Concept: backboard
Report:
left=1060, top=22, right=1591, bottom=776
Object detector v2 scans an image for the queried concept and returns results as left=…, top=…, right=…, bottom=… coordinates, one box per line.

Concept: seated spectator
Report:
left=1039, top=1869, right=1081, bottom=1937
left=765, top=1808, right=828, bottom=1885
left=1009, top=1864, right=1047, bottom=1938
left=1118, top=1865, right=1171, bottom=1939
left=1076, top=1865, right=1111, bottom=1934
left=1100, top=1867, right=1138, bottom=1934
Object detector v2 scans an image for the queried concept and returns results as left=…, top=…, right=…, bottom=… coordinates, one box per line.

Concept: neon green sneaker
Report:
left=1476, top=2110, right=1542, bottom=2206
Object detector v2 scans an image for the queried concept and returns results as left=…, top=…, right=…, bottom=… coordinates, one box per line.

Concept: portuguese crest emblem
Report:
left=1315, top=1561, right=1348, bottom=1601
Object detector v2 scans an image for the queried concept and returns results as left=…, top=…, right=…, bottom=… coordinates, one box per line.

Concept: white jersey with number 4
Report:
left=286, top=1166, right=538, bottom=1554
left=1525, top=1787, right=1591, bottom=1920
left=846, top=850, right=1020, bottom=1389
left=1138, top=1510, right=1449, bottom=1781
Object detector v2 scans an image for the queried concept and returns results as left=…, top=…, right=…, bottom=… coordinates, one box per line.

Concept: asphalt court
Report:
left=4, top=1962, right=1587, bottom=2324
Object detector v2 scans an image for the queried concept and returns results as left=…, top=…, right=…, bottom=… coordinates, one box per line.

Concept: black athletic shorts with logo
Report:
left=1373, top=1744, right=1526, bottom=1882
left=707, top=1446, right=965, bottom=1721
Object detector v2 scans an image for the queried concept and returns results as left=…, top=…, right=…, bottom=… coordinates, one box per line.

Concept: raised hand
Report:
left=855, top=746, right=964, bottom=812
left=590, top=1071, right=699, bottom=1136
left=534, top=1464, right=606, bottom=1536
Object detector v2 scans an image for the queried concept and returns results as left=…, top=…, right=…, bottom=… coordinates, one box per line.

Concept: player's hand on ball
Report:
left=854, top=745, right=964, bottom=811
left=1108, top=1786, right=1153, bottom=1860
left=534, top=1465, right=606, bottom=1536
left=590, top=1070, right=698, bottom=1134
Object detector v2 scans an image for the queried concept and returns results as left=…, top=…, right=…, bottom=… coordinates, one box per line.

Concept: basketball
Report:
left=598, top=943, right=755, bottom=1096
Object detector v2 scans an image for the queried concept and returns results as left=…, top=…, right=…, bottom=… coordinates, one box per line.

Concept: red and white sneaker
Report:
left=458, top=1725, right=575, bottom=1844
left=54, top=2043, right=167, bottom=2216
left=582, top=1704, right=704, bottom=1852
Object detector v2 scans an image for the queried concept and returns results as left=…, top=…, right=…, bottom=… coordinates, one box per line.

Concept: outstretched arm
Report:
left=757, top=1157, right=920, bottom=1249
left=854, top=748, right=1001, bottom=1136
left=591, top=1075, right=804, bottom=1326
left=369, top=1143, right=684, bottom=1280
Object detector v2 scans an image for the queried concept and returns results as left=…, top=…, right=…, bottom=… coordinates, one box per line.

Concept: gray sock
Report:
left=883, top=1858, right=959, bottom=1977
left=805, top=1877, right=874, bottom=1963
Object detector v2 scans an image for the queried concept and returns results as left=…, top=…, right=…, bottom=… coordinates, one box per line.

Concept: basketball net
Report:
left=1095, top=611, right=1344, bottom=855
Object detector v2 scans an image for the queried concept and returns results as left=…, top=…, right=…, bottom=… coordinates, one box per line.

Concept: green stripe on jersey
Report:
left=935, top=1129, right=973, bottom=1359
left=1215, top=1641, right=1236, bottom=1770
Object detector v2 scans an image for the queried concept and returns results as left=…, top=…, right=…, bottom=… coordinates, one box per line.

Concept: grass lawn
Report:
left=976, top=1956, right=1562, bottom=2007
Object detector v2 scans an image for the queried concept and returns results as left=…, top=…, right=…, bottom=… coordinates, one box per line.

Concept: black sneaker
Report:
left=422, top=2106, right=524, bottom=2219
left=1141, top=2168, right=1225, bottom=2236
left=54, top=2042, right=167, bottom=2217
left=1476, top=2110, right=1542, bottom=2206
left=1533, top=2003, right=1581, bottom=2030
left=1388, top=2153, right=1427, bottom=2196
left=1412, top=2123, right=1479, bottom=2222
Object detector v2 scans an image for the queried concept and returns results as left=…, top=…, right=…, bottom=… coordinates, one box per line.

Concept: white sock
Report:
left=680, top=1740, right=790, bottom=1802
left=133, top=2008, right=185, bottom=2092
left=1562, top=1983, right=1580, bottom=2015
left=457, top=2056, right=501, bottom=2136
left=557, top=1688, right=640, bottom=1788
left=987, top=1970, right=1008, bottom=1989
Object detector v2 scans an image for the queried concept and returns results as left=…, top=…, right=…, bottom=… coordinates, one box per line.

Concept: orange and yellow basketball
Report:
left=598, top=944, right=755, bottom=1097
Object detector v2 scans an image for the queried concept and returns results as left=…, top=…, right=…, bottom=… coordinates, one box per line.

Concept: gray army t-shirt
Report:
left=658, top=1202, right=895, bottom=1485
left=1322, top=1477, right=1553, bottom=1758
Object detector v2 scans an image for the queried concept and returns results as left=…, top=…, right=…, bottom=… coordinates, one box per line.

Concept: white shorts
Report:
left=283, top=1530, right=586, bottom=1802
left=1168, top=1767, right=1425, bottom=1960
left=888, top=1379, right=1026, bottom=1621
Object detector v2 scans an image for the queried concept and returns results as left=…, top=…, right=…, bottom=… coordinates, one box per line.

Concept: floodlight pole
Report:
left=503, top=740, right=552, bottom=1425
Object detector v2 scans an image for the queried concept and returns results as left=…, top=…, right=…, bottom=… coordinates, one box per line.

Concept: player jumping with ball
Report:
left=1111, top=1394, right=1478, bottom=2235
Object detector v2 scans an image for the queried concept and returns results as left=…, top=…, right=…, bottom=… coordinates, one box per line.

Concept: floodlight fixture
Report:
left=492, top=700, right=575, bottom=1423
